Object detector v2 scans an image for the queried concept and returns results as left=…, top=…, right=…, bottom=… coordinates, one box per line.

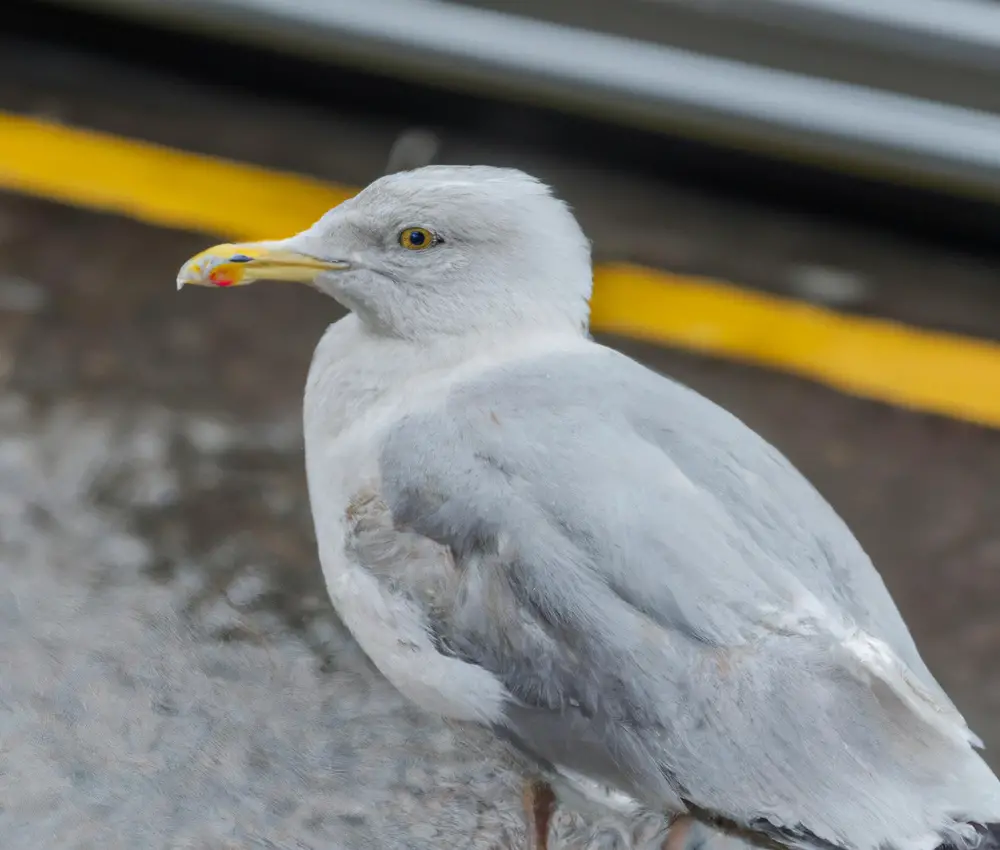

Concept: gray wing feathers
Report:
left=373, top=347, right=1000, bottom=850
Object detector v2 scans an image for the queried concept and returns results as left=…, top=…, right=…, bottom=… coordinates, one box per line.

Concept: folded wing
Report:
left=357, top=346, right=1000, bottom=850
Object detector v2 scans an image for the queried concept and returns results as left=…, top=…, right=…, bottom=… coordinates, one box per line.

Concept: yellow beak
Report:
left=176, top=241, right=349, bottom=290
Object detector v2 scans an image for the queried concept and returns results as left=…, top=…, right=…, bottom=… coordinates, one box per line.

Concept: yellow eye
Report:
left=398, top=227, right=435, bottom=250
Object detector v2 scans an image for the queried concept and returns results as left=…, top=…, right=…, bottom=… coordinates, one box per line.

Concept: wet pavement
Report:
left=1, top=31, right=999, bottom=850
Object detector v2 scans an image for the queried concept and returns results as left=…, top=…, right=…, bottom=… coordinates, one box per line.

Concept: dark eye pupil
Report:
left=408, top=230, right=426, bottom=246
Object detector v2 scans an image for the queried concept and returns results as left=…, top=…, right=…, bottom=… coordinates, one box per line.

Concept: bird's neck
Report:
left=303, top=313, right=588, bottom=441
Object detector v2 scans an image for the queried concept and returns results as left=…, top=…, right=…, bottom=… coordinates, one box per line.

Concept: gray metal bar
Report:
left=657, top=0, right=1000, bottom=64
left=40, top=0, right=1000, bottom=202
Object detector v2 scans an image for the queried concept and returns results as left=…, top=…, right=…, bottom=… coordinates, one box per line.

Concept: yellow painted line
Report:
left=2, top=110, right=1000, bottom=429
left=0, top=111, right=353, bottom=239
left=591, top=266, right=1000, bottom=428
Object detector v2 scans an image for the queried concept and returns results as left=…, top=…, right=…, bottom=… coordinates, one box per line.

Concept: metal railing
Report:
left=42, top=0, right=1000, bottom=202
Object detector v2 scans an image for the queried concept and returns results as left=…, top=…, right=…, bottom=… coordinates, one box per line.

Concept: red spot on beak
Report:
left=209, top=270, right=234, bottom=287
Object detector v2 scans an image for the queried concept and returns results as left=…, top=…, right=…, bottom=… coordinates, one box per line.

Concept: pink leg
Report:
left=663, top=815, right=696, bottom=850
left=522, top=778, right=557, bottom=850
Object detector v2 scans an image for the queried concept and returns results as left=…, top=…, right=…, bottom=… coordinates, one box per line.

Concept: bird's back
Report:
left=449, top=344, right=934, bottom=682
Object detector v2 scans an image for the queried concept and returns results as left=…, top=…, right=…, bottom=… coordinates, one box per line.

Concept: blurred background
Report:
left=1, top=1, right=999, bottom=848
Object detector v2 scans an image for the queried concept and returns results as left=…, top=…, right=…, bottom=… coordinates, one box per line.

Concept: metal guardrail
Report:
left=658, top=0, right=1000, bottom=67
left=39, top=0, right=1000, bottom=202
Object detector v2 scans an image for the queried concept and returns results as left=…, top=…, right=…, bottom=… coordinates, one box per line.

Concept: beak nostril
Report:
left=229, top=254, right=253, bottom=263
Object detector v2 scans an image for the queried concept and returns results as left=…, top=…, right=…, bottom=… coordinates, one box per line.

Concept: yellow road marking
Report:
left=2, top=110, right=1000, bottom=428
left=591, top=266, right=1000, bottom=427
left=0, top=111, right=353, bottom=238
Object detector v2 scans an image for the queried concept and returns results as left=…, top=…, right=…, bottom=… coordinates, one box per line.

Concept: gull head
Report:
left=177, top=165, right=593, bottom=339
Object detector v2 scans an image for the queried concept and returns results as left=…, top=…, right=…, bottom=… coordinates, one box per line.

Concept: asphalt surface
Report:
left=1, top=30, right=999, bottom=850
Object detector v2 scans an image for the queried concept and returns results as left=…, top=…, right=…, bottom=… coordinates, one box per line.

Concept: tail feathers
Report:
left=978, top=824, right=1000, bottom=850
left=937, top=824, right=1000, bottom=850
left=659, top=819, right=1000, bottom=850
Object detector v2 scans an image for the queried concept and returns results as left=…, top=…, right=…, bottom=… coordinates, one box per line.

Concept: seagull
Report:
left=177, top=165, right=1000, bottom=850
